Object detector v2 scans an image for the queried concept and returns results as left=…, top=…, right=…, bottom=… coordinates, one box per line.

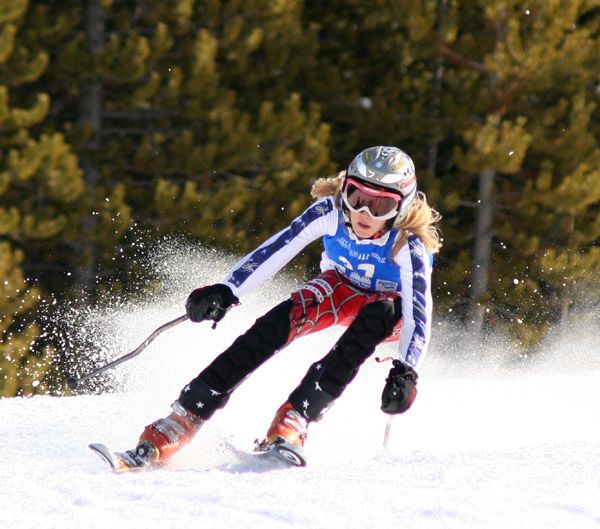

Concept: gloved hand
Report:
left=381, top=360, right=418, bottom=414
left=185, top=284, right=239, bottom=323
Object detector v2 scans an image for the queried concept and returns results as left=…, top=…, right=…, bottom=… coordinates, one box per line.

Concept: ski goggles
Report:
left=342, top=178, right=402, bottom=220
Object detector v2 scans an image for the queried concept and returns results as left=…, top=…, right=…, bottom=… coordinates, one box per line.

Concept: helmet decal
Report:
left=381, top=174, right=405, bottom=184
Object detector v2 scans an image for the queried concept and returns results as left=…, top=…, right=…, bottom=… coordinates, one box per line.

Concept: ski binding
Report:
left=226, top=438, right=307, bottom=468
left=89, top=443, right=154, bottom=473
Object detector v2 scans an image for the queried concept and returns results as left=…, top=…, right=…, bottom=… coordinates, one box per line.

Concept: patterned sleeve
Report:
left=222, top=197, right=339, bottom=297
left=394, top=235, right=434, bottom=370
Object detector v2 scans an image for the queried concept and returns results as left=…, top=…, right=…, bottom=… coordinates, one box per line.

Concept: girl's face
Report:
left=349, top=210, right=387, bottom=239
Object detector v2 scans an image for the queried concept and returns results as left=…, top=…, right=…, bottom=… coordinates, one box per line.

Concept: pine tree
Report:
left=0, top=242, right=44, bottom=396
left=432, top=0, right=600, bottom=343
left=0, top=0, right=84, bottom=396
left=154, top=93, right=333, bottom=254
left=98, top=1, right=334, bottom=256
left=510, top=98, right=600, bottom=330
left=5, top=0, right=595, bottom=389
left=301, top=0, right=430, bottom=160
left=31, top=0, right=333, bottom=292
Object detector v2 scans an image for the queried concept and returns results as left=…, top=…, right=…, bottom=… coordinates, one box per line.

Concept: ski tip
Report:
left=89, top=443, right=155, bottom=473
left=88, top=442, right=108, bottom=453
left=89, top=443, right=120, bottom=472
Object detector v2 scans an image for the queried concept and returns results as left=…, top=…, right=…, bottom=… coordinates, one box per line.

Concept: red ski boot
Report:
left=255, top=402, right=308, bottom=466
left=264, top=402, right=308, bottom=447
left=117, top=401, right=204, bottom=471
left=137, top=400, right=204, bottom=463
left=89, top=401, right=204, bottom=473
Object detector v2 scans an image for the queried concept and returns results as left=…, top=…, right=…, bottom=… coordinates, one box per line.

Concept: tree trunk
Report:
left=426, top=0, right=447, bottom=175
left=559, top=295, right=571, bottom=327
left=74, top=0, right=105, bottom=300
left=559, top=211, right=576, bottom=328
left=468, top=167, right=495, bottom=334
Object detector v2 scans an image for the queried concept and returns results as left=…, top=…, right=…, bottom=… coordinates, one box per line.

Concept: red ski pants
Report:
left=287, top=269, right=402, bottom=344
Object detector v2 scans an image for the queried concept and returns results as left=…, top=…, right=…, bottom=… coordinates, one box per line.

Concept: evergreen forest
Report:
left=1, top=0, right=599, bottom=396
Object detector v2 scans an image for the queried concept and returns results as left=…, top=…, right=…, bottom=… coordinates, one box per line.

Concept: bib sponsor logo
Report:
left=375, top=279, right=398, bottom=292
left=335, top=237, right=386, bottom=262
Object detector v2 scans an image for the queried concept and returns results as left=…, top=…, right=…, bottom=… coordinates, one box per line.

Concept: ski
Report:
left=89, top=443, right=156, bottom=473
left=90, top=438, right=307, bottom=473
left=226, top=438, right=307, bottom=468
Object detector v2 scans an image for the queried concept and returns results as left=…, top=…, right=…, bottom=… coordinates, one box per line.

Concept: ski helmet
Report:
left=344, top=146, right=417, bottom=224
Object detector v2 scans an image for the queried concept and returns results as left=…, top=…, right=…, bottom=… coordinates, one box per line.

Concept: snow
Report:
left=2, top=246, right=600, bottom=529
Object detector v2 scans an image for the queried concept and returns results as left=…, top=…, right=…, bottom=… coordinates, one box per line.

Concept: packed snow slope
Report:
left=1, top=245, right=599, bottom=529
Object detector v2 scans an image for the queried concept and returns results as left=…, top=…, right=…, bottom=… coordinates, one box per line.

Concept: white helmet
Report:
left=345, top=146, right=417, bottom=224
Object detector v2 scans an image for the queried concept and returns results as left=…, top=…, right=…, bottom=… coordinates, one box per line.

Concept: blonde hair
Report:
left=311, top=172, right=442, bottom=255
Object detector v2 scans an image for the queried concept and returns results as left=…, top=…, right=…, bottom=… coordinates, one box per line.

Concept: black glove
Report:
left=381, top=360, right=418, bottom=415
left=185, top=284, right=239, bottom=323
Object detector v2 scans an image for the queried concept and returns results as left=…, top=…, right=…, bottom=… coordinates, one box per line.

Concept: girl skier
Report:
left=109, top=145, right=441, bottom=469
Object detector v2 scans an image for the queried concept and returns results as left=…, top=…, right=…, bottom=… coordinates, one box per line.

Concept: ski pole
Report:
left=383, top=415, right=393, bottom=449
left=375, top=355, right=396, bottom=449
left=67, top=314, right=188, bottom=390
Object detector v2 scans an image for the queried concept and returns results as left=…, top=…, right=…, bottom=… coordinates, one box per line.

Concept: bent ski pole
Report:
left=67, top=314, right=188, bottom=390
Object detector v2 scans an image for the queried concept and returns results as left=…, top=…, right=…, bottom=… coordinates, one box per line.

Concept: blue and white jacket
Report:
left=223, top=197, right=433, bottom=370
